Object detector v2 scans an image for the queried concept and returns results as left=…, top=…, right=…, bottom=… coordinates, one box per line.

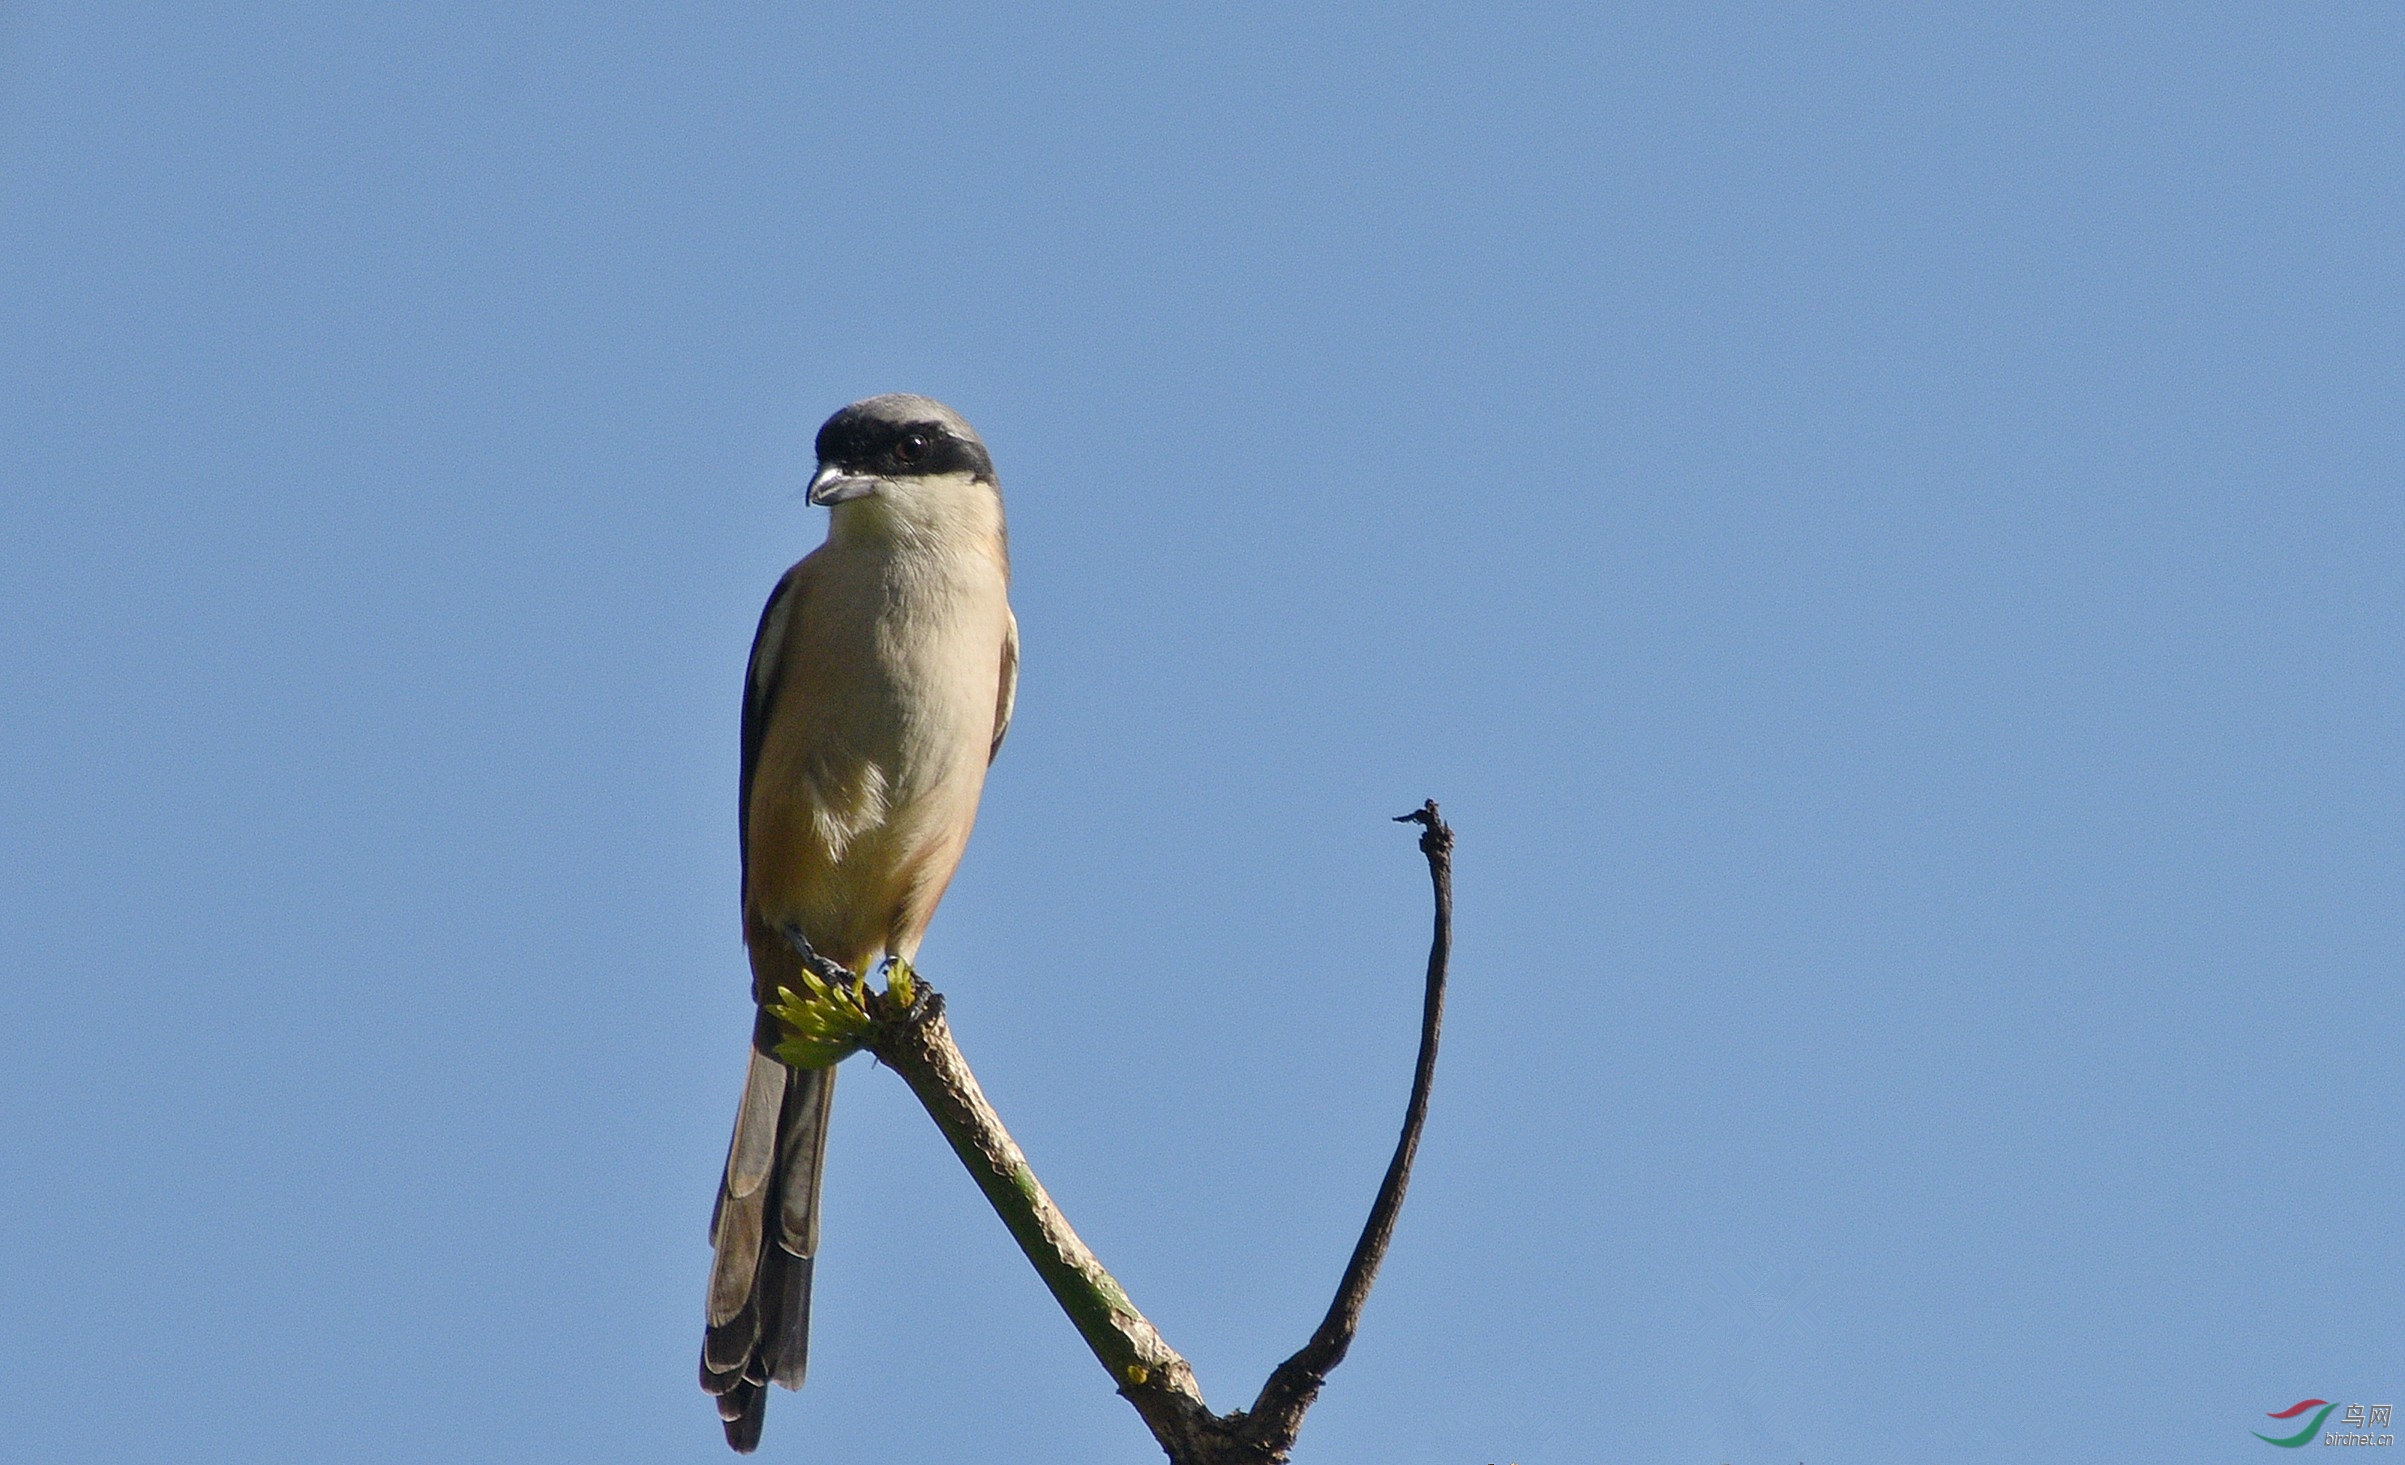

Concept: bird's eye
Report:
left=894, top=433, right=930, bottom=465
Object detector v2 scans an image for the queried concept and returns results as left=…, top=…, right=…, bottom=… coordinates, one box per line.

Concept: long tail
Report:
left=699, top=1011, right=835, bottom=1452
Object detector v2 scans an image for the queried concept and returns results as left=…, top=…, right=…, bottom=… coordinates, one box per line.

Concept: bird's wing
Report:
left=740, top=561, right=808, bottom=898
left=709, top=557, right=830, bottom=1443
left=989, top=605, right=1019, bottom=764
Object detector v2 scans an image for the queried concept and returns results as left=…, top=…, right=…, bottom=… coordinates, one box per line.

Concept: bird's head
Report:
left=806, top=395, right=1000, bottom=540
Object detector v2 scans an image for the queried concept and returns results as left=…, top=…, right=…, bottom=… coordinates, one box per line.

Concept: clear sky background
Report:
left=2, top=5, right=2399, bottom=1463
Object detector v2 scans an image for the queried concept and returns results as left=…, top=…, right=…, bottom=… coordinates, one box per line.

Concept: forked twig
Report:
left=774, top=803, right=1456, bottom=1463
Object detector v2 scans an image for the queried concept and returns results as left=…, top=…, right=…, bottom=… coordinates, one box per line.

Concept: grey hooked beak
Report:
left=805, top=464, right=880, bottom=506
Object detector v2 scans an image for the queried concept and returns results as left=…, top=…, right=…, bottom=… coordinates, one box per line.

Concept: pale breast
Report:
left=744, top=539, right=1010, bottom=967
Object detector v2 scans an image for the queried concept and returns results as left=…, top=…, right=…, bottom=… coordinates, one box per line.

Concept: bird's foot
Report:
left=777, top=923, right=858, bottom=989
left=765, top=935, right=942, bottom=1064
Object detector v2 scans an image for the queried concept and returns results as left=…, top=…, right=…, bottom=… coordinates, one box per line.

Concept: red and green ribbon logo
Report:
left=2257, top=1399, right=2337, bottom=1448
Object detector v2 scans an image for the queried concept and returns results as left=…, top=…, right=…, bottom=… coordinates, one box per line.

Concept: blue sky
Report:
left=2, top=5, right=2399, bottom=1462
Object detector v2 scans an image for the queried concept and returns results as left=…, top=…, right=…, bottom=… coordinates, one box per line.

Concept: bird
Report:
left=699, top=394, right=1019, bottom=1451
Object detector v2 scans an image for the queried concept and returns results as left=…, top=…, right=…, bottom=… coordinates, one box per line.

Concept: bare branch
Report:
left=859, top=989, right=1231, bottom=1457
left=1235, top=800, right=1454, bottom=1456
left=772, top=803, right=1455, bottom=1464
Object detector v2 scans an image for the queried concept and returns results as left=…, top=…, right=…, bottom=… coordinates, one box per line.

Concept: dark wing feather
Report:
left=739, top=563, right=806, bottom=899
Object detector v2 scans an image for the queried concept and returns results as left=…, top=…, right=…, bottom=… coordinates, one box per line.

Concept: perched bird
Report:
left=700, top=395, right=1019, bottom=1451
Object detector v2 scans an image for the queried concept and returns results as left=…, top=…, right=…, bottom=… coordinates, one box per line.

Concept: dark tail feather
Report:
left=702, top=1020, right=837, bottom=1449
left=718, top=1379, right=766, bottom=1453
left=764, top=1060, right=832, bottom=1385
